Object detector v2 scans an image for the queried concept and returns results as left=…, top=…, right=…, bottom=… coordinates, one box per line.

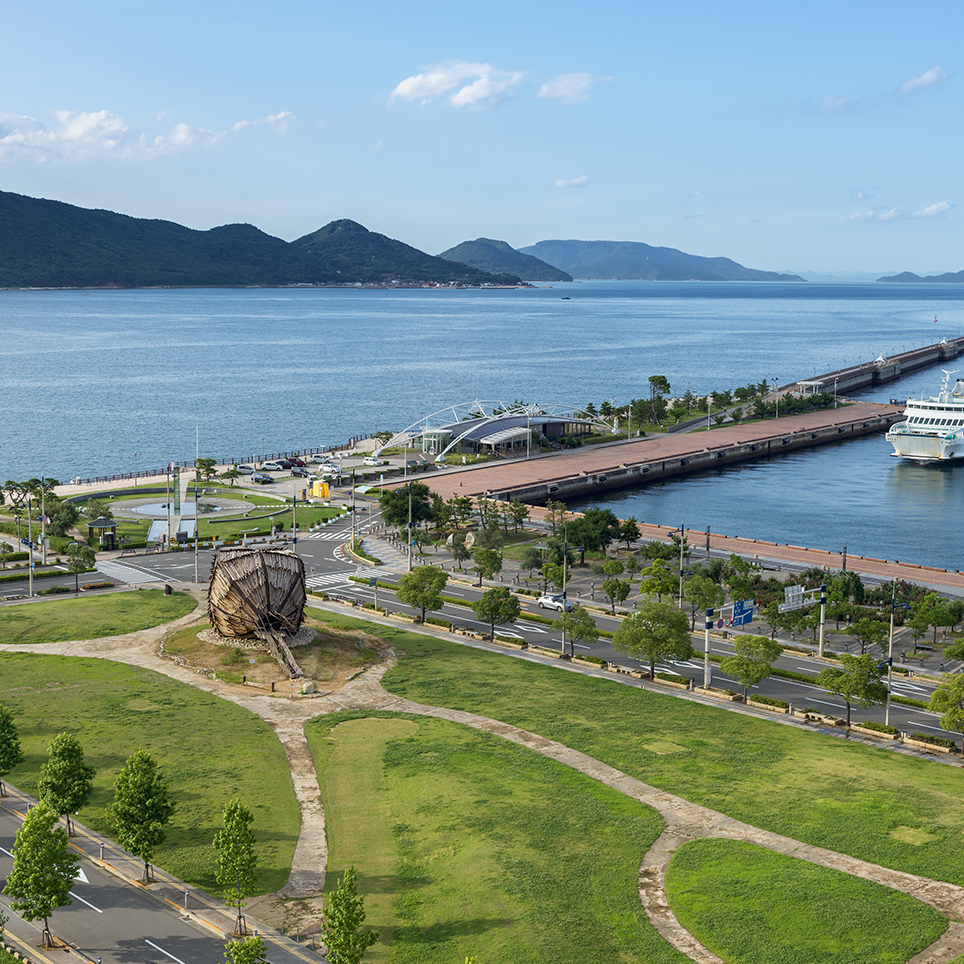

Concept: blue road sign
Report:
left=733, top=599, right=754, bottom=626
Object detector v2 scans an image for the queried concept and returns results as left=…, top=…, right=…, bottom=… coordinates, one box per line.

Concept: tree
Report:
left=929, top=674, right=964, bottom=745
left=509, top=498, right=530, bottom=531
left=450, top=533, right=472, bottom=571
left=430, top=493, right=452, bottom=531
left=648, top=375, right=671, bottom=424
left=722, top=554, right=760, bottom=600
left=545, top=499, right=568, bottom=534
left=321, top=865, right=379, bottom=964
left=2, top=802, right=79, bottom=948
left=38, top=733, right=96, bottom=837
left=600, top=558, right=628, bottom=614
left=0, top=704, right=24, bottom=796
left=214, top=800, right=260, bottom=936
left=473, top=526, right=504, bottom=551
left=908, top=592, right=954, bottom=647
left=471, top=547, right=502, bottom=587
left=817, top=654, right=888, bottom=736
left=552, top=607, right=600, bottom=657
left=618, top=517, right=641, bottom=550
left=379, top=482, right=432, bottom=529
left=638, top=558, right=677, bottom=603
left=611, top=600, right=692, bottom=678
left=541, top=562, right=567, bottom=594
left=847, top=617, right=888, bottom=655
left=564, top=508, right=620, bottom=560
left=519, top=546, right=543, bottom=580
left=471, top=587, right=521, bottom=640
left=395, top=565, right=448, bottom=622
left=720, top=635, right=783, bottom=700
left=448, top=495, right=474, bottom=529
left=224, top=935, right=269, bottom=964
left=221, top=468, right=241, bottom=487
left=82, top=497, right=113, bottom=521
left=45, top=495, right=79, bottom=538
left=683, top=574, right=726, bottom=630
left=195, top=457, right=218, bottom=482
left=66, top=544, right=96, bottom=593
left=625, top=553, right=641, bottom=577
left=106, top=749, right=176, bottom=882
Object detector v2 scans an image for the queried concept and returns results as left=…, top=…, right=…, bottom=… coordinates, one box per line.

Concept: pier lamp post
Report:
left=833, top=379, right=838, bottom=408
left=133, top=452, right=137, bottom=485
left=773, top=377, right=779, bottom=419
left=261, top=438, right=265, bottom=465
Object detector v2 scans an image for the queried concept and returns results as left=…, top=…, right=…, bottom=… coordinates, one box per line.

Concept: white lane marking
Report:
left=905, top=720, right=950, bottom=733
left=74, top=868, right=88, bottom=883
left=146, top=939, right=190, bottom=964
left=69, top=890, right=102, bottom=913
left=573, top=643, right=591, bottom=650
left=0, top=845, right=11, bottom=857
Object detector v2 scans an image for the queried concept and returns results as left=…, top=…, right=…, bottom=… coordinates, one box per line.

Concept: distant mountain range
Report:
left=0, top=191, right=519, bottom=288
left=518, top=239, right=804, bottom=282
left=877, top=270, right=964, bottom=283
left=438, top=238, right=572, bottom=282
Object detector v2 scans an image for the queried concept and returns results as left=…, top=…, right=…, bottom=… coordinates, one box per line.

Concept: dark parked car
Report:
left=252, top=473, right=273, bottom=484
left=291, top=466, right=310, bottom=477
left=288, top=457, right=307, bottom=467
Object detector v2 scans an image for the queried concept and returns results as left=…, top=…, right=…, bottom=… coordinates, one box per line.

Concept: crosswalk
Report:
left=302, top=528, right=354, bottom=542
left=96, top=561, right=163, bottom=584
left=305, top=566, right=383, bottom=589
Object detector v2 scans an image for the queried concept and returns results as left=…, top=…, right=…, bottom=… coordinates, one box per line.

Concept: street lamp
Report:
left=133, top=452, right=137, bottom=485
left=833, top=378, right=838, bottom=408
left=261, top=438, right=265, bottom=465
left=885, top=587, right=912, bottom=727
left=774, top=377, right=779, bottom=419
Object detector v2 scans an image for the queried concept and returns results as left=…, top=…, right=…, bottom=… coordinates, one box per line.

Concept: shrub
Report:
left=908, top=732, right=957, bottom=749
left=38, top=585, right=73, bottom=595
left=747, top=695, right=789, bottom=709
left=855, top=721, right=899, bottom=736
left=425, top=617, right=453, bottom=630
left=575, top=654, right=606, bottom=666
left=82, top=581, right=115, bottom=590
left=655, top=671, right=689, bottom=685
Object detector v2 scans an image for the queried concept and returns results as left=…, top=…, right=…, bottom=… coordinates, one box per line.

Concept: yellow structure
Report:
left=311, top=480, right=331, bottom=499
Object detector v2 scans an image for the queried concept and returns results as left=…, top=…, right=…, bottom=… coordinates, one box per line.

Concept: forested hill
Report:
left=293, top=220, right=517, bottom=284
left=519, top=239, right=804, bottom=281
left=0, top=192, right=519, bottom=288
left=877, top=270, right=964, bottom=283
left=438, top=238, right=572, bottom=282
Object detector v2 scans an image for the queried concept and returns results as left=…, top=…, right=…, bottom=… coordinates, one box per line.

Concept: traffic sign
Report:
left=733, top=599, right=754, bottom=626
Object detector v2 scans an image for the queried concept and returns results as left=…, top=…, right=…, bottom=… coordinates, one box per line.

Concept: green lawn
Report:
left=664, top=839, right=946, bottom=964
left=0, top=653, right=298, bottom=894
left=302, top=616, right=964, bottom=889
left=0, top=589, right=197, bottom=644
left=305, top=711, right=687, bottom=964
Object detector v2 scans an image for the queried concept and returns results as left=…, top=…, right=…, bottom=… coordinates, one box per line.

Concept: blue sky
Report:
left=2, top=0, right=961, bottom=273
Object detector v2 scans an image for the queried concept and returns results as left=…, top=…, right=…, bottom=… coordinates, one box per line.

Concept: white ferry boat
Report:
left=886, top=370, right=964, bottom=462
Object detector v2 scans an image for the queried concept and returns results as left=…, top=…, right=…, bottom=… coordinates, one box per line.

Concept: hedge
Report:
left=855, top=721, right=900, bottom=736
left=908, top=732, right=956, bottom=749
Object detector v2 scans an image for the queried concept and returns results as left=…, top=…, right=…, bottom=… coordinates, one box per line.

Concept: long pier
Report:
left=792, top=335, right=964, bottom=397
left=413, top=401, right=901, bottom=504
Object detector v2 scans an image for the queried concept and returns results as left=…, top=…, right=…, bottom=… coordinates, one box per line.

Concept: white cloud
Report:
left=689, top=189, right=702, bottom=197
left=0, top=108, right=294, bottom=162
left=848, top=201, right=951, bottom=222
left=850, top=189, right=874, bottom=201
left=553, top=175, right=590, bottom=189
left=819, top=95, right=850, bottom=112
left=917, top=200, right=950, bottom=217
left=537, top=72, right=608, bottom=103
left=901, top=67, right=946, bottom=94
left=389, top=60, right=524, bottom=109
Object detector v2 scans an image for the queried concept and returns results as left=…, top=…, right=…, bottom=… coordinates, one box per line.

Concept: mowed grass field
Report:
left=664, top=839, right=947, bottom=964
left=0, top=589, right=198, bottom=644
left=310, top=612, right=964, bottom=889
left=305, top=711, right=687, bottom=964
left=0, top=653, right=299, bottom=895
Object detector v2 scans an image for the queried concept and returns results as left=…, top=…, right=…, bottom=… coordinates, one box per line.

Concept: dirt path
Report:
left=7, top=601, right=964, bottom=962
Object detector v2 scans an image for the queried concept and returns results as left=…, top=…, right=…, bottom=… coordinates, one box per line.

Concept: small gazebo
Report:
left=86, top=516, right=117, bottom=550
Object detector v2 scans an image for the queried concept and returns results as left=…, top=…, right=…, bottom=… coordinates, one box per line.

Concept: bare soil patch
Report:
left=162, top=615, right=390, bottom=692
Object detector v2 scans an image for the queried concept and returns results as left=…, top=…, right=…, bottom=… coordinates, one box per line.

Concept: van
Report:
left=363, top=456, right=385, bottom=466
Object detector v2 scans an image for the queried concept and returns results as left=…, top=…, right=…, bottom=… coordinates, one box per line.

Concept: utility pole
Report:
left=704, top=607, right=713, bottom=687
left=817, top=584, right=827, bottom=658
left=40, top=477, right=47, bottom=565
left=407, top=481, right=413, bottom=572
left=27, top=496, right=33, bottom=597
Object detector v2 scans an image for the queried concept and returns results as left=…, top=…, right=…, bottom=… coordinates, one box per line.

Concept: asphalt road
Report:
left=0, top=803, right=317, bottom=964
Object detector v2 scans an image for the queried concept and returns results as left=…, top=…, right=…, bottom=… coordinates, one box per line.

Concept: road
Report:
left=0, top=799, right=314, bottom=964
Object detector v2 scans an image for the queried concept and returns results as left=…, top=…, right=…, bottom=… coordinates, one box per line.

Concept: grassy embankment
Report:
left=306, top=713, right=684, bottom=964
left=664, top=838, right=946, bottom=964
left=0, top=651, right=298, bottom=894
left=0, top=589, right=196, bottom=644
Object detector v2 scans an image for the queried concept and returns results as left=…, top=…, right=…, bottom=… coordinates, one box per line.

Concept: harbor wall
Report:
left=480, top=408, right=902, bottom=504
left=792, top=336, right=964, bottom=396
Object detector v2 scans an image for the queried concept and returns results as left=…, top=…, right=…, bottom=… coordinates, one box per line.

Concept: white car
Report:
left=235, top=464, right=255, bottom=475
left=311, top=454, right=335, bottom=465
left=363, top=456, right=386, bottom=466
left=261, top=461, right=286, bottom=471
left=537, top=594, right=575, bottom=612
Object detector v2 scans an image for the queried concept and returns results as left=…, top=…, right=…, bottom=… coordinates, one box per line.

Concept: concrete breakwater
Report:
left=792, top=335, right=964, bottom=397
left=415, top=402, right=902, bottom=504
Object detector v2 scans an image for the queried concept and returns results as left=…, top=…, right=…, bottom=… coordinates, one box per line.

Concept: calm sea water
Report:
left=3, top=281, right=964, bottom=568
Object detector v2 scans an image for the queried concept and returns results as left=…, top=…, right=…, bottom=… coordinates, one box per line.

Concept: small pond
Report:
left=130, top=502, right=222, bottom=518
